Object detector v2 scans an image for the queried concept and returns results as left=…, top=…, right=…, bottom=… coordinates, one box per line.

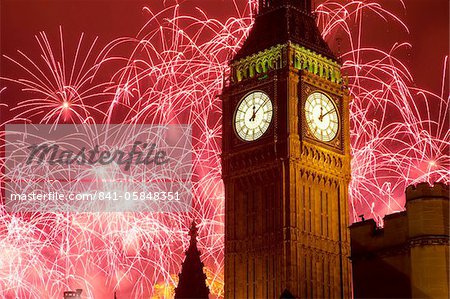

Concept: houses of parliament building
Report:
left=219, top=0, right=449, bottom=298
left=65, top=1, right=449, bottom=298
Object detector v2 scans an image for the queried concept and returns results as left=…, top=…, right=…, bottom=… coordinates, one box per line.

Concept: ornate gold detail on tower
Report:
left=231, top=43, right=342, bottom=84
left=222, top=1, right=352, bottom=298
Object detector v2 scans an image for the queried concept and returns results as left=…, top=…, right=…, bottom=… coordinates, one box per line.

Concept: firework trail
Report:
left=0, top=0, right=448, bottom=298
left=317, top=0, right=449, bottom=220
left=1, top=27, right=115, bottom=124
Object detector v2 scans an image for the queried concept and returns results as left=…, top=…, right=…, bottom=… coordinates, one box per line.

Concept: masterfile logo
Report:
left=26, top=141, right=169, bottom=171
left=5, top=124, right=193, bottom=213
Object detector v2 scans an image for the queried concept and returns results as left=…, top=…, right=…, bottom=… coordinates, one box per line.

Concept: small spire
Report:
left=189, top=220, right=198, bottom=243
left=174, top=220, right=209, bottom=299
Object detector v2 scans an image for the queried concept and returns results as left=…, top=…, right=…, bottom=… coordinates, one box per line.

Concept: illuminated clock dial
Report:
left=234, top=91, right=273, bottom=141
left=305, top=92, right=339, bottom=142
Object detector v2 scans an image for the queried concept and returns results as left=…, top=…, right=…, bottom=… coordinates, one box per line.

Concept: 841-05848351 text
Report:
left=9, top=191, right=181, bottom=202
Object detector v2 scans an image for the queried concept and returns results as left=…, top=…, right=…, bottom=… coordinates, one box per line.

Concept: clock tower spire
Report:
left=221, top=0, right=352, bottom=298
left=235, top=0, right=336, bottom=61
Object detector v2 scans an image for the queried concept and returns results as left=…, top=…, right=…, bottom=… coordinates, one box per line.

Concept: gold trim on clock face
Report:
left=305, top=92, right=339, bottom=142
left=234, top=91, right=273, bottom=141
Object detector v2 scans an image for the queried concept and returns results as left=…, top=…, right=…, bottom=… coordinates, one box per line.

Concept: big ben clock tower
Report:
left=221, top=0, right=352, bottom=298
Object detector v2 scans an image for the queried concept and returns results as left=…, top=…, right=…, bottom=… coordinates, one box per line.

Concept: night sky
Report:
left=1, top=0, right=448, bottom=98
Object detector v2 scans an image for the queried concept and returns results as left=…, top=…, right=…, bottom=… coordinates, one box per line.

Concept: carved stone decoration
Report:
left=231, top=44, right=341, bottom=85
left=221, top=1, right=353, bottom=298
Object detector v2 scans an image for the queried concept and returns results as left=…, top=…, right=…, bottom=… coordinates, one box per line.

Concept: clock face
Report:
left=234, top=91, right=273, bottom=141
left=305, top=92, right=339, bottom=142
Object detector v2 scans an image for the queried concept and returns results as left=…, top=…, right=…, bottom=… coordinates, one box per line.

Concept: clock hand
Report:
left=254, top=98, right=270, bottom=116
left=249, top=106, right=256, bottom=122
left=318, top=106, right=324, bottom=121
left=321, top=108, right=336, bottom=119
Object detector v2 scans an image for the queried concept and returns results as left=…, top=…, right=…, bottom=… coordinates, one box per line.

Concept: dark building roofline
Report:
left=233, top=2, right=337, bottom=62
